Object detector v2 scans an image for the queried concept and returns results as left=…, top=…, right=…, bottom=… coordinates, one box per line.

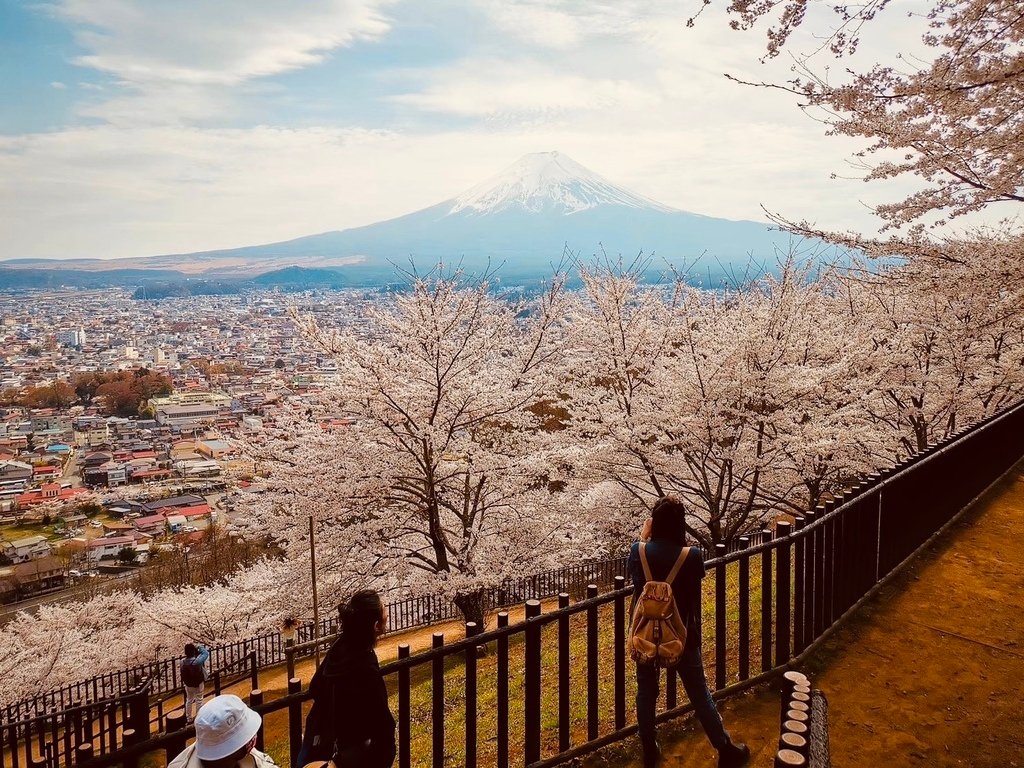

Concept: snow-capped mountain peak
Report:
left=447, top=151, right=677, bottom=216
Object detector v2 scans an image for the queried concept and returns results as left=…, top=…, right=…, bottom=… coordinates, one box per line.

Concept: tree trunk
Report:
left=453, top=589, right=487, bottom=632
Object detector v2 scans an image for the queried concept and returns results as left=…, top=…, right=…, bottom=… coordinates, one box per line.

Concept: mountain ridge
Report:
left=0, top=152, right=797, bottom=286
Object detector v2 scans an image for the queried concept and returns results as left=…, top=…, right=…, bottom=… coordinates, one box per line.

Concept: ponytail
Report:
left=339, top=589, right=384, bottom=649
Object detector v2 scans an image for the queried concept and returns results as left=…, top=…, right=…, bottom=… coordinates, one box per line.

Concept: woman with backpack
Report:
left=628, top=496, right=750, bottom=768
left=297, top=590, right=395, bottom=768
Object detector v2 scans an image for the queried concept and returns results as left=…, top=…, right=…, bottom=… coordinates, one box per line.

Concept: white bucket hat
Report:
left=194, top=695, right=262, bottom=761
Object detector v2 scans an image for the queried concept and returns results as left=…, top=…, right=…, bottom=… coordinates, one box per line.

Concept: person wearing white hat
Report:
left=168, top=695, right=278, bottom=768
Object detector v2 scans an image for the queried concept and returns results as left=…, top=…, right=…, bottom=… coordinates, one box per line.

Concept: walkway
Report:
left=590, top=463, right=1024, bottom=767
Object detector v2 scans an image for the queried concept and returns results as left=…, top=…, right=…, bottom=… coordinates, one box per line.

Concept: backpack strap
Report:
left=638, top=542, right=654, bottom=582
left=664, top=546, right=690, bottom=584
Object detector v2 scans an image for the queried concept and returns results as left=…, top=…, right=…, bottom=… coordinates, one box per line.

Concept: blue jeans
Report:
left=635, top=645, right=730, bottom=752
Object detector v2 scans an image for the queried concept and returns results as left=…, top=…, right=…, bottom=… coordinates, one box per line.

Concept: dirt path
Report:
left=589, top=464, right=1024, bottom=768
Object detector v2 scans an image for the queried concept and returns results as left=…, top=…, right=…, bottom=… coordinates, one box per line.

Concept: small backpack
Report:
left=181, top=658, right=205, bottom=687
left=629, top=543, right=690, bottom=667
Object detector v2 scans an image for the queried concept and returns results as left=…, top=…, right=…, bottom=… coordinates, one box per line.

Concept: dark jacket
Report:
left=306, top=639, right=395, bottom=768
left=627, top=539, right=706, bottom=652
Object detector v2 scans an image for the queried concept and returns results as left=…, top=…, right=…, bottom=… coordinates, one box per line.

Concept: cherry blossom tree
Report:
left=702, top=0, right=1024, bottom=229
left=561, top=259, right=873, bottom=548
left=239, top=268, right=599, bottom=628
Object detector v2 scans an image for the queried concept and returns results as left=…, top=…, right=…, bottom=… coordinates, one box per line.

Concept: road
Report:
left=0, top=572, right=137, bottom=624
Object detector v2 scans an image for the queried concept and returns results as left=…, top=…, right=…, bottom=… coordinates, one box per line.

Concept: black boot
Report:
left=717, top=739, right=750, bottom=768
left=641, top=737, right=662, bottom=768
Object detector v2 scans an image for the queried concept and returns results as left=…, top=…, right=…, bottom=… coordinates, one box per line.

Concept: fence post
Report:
left=431, top=633, right=445, bottom=768
left=164, top=712, right=187, bottom=759
left=714, top=544, right=727, bottom=689
left=496, top=613, right=509, bottom=768
left=464, top=623, right=479, bottom=768
left=760, top=530, right=774, bottom=673
left=74, top=743, right=93, bottom=768
left=792, top=517, right=806, bottom=655
left=248, top=690, right=263, bottom=752
left=524, top=601, right=542, bottom=765
left=128, top=685, right=150, bottom=740
left=394, top=644, right=411, bottom=768
left=586, top=583, right=600, bottom=741
left=613, top=575, right=626, bottom=730
left=120, top=729, right=139, bottom=768
left=737, top=537, right=750, bottom=682
left=775, top=522, right=792, bottom=665
left=557, top=593, right=571, bottom=752
left=287, top=678, right=303, bottom=768
left=249, top=652, right=259, bottom=691
left=813, top=505, right=827, bottom=640
left=285, top=640, right=295, bottom=681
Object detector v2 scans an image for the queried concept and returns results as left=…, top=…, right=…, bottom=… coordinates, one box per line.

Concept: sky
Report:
left=0, top=0, right=935, bottom=260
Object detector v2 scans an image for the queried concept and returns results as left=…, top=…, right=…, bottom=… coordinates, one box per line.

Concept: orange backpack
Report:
left=629, top=543, right=691, bottom=667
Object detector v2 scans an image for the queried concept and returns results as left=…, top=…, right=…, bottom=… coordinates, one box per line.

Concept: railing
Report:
left=1, top=556, right=629, bottom=725
left=9, top=397, right=1024, bottom=768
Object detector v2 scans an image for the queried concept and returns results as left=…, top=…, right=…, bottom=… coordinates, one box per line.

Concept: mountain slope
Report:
left=1, top=152, right=799, bottom=285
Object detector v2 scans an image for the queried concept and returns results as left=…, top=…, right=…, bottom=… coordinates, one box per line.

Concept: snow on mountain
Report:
left=447, top=151, right=677, bottom=216
left=2, top=151, right=809, bottom=286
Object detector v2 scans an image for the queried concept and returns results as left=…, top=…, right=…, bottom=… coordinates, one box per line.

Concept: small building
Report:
left=0, top=555, right=66, bottom=602
left=15, top=483, right=88, bottom=506
left=0, top=460, right=33, bottom=484
left=133, top=514, right=167, bottom=535
left=196, top=440, right=231, bottom=459
left=141, top=494, right=207, bottom=515
left=1, top=535, right=52, bottom=564
left=83, top=534, right=150, bottom=563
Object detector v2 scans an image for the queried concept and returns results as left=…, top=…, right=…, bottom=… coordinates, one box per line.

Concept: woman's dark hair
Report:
left=184, top=643, right=198, bottom=658
left=339, top=589, right=384, bottom=649
left=650, top=496, right=687, bottom=546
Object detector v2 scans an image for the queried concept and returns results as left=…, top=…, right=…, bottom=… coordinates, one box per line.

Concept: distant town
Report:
left=0, top=287, right=374, bottom=608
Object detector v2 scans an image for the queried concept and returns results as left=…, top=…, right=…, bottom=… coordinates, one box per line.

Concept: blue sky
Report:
left=0, top=0, right=931, bottom=260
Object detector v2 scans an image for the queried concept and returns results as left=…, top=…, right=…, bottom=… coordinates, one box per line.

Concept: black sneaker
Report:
left=717, top=740, right=750, bottom=768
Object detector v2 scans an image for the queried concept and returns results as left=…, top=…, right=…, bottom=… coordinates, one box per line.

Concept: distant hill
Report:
left=0, top=267, right=187, bottom=289
left=1, top=152, right=804, bottom=288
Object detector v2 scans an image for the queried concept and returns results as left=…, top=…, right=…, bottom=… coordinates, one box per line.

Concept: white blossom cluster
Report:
left=4, top=244, right=1023, bottom=704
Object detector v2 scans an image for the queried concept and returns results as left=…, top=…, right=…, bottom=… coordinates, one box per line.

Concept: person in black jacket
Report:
left=628, top=497, right=750, bottom=768
left=297, top=590, right=395, bottom=768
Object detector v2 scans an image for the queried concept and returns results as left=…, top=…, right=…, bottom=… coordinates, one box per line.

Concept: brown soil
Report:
left=586, top=466, right=1024, bottom=768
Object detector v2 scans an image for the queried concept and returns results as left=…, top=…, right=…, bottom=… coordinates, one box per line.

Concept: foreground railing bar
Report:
left=430, top=633, right=444, bottom=768
left=524, top=601, right=542, bottom=766
left=557, top=593, right=571, bottom=752
left=586, top=584, right=599, bottom=741
left=464, top=622, right=478, bottom=768
left=612, top=576, right=627, bottom=731
left=714, top=545, right=727, bottom=689
left=496, top=612, right=509, bottom=768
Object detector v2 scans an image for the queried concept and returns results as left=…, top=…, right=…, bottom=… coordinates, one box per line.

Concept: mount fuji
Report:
left=1, top=152, right=804, bottom=288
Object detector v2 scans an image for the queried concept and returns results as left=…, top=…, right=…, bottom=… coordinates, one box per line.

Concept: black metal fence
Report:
left=2, top=555, right=629, bottom=727
left=7, top=397, right=1024, bottom=768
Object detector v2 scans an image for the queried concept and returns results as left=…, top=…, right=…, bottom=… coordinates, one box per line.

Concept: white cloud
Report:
left=52, top=0, right=394, bottom=86
left=391, top=61, right=657, bottom=117
left=45, top=0, right=394, bottom=124
left=50, top=81, right=68, bottom=89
